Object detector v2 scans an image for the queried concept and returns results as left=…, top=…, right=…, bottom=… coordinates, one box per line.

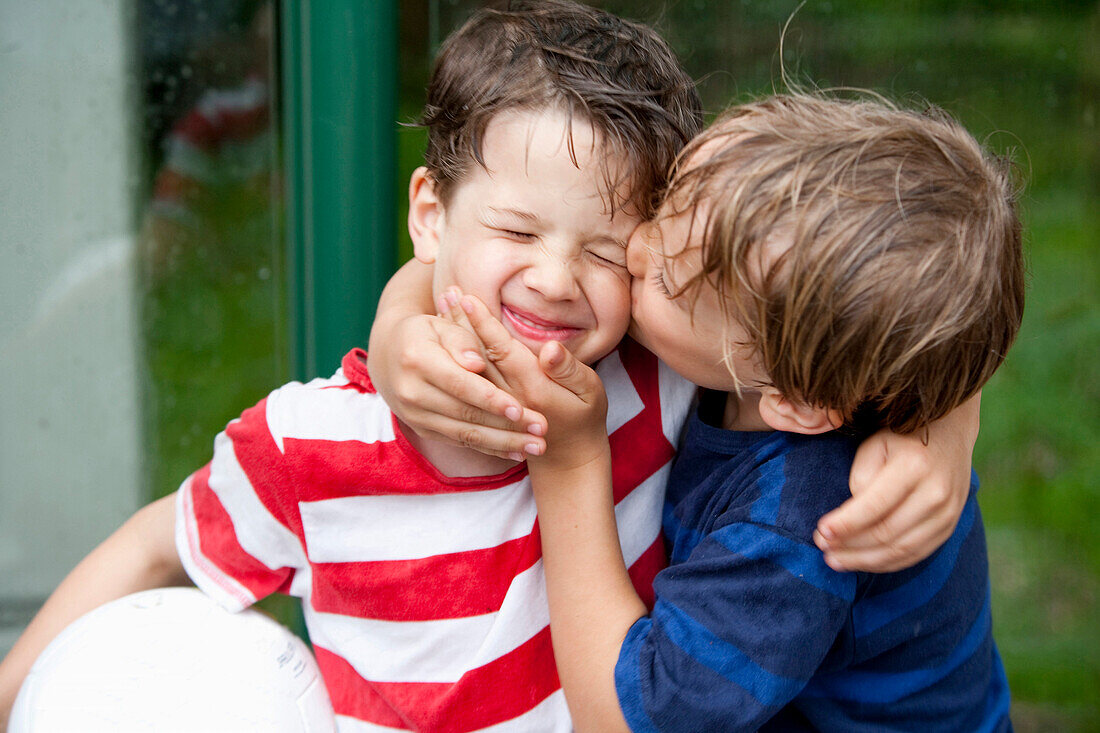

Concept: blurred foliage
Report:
left=632, top=3, right=1100, bottom=728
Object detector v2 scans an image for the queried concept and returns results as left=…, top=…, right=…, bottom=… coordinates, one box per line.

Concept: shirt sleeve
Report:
left=175, top=391, right=307, bottom=612
left=614, top=518, right=858, bottom=732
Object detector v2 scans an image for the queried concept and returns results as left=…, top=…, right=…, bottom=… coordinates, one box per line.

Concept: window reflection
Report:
left=136, top=0, right=284, bottom=501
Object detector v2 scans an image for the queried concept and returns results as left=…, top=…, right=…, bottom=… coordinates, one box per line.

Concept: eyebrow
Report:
left=484, top=206, right=541, bottom=223
left=591, top=235, right=629, bottom=250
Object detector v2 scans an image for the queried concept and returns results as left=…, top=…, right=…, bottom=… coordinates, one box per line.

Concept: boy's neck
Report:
left=721, top=390, right=773, bottom=432
left=397, top=419, right=520, bottom=479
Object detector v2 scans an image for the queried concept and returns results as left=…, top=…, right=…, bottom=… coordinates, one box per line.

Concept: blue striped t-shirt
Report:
left=614, top=401, right=1012, bottom=732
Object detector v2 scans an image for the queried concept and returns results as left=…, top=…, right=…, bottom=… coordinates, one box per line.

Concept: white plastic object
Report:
left=9, top=587, right=335, bottom=732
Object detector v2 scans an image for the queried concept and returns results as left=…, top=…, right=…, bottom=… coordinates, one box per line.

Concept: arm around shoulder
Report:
left=817, top=392, right=981, bottom=572
left=0, top=493, right=188, bottom=727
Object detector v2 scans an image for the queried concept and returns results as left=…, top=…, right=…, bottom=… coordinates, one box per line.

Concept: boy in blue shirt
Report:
left=442, top=92, right=1022, bottom=731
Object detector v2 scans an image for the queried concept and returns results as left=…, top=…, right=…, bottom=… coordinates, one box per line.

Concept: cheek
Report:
left=456, top=245, right=523, bottom=298
left=591, top=269, right=632, bottom=324
left=647, top=301, right=693, bottom=357
left=633, top=277, right=664, bottom=323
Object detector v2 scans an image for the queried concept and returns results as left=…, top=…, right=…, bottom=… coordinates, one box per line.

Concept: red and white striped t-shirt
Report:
left=176, top=340, right=695, bottom=732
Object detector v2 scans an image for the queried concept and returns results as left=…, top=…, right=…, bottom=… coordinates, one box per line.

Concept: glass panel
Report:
left=408, top=2, right=1099, bottom=726
left=0, top=0, right=285, bottom=653
left=0, top=0, right=143, bottom=652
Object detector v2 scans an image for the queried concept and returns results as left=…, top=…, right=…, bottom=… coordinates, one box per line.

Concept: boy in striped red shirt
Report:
left=2, top=3, right=703, bottom=730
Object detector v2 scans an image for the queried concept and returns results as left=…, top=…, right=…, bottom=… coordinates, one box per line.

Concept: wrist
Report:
left=932, top=392, right=981, bottom=452
left=532, top=436, right=610, bottom=476
left=528, top=447, right=611, bottom=502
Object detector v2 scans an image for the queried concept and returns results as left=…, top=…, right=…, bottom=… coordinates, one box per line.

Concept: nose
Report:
left=627, top=221, right=656, bottom=279
left=523, top=247, right=581, bottom=301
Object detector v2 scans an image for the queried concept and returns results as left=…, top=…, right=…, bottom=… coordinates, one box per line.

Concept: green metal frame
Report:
left=281, top=0, right=398, bottom=380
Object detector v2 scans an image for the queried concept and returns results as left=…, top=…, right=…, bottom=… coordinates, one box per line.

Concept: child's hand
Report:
left=814, top=394, right=980, bottom=572
left=444, top=291, right=610, bottom=473
left=368, top=305, right=548, bottom=462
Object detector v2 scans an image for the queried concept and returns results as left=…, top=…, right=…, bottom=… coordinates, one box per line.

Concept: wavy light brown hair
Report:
left=665, top=93, right=1025, bottom=434
left=420, top=0, right=702, bottom=218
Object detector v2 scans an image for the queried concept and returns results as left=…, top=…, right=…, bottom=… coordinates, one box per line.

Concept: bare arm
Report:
left=525, top=348, right=640, bottom=733
left=368, top=263, right=547, bottom=459
left=531, top=451, right=640, bottom=733
left=0, top=493, right=188, bottom=727
left=816, top=394, right=980, bottom=572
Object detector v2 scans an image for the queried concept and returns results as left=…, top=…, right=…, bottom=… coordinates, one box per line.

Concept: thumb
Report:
left=539, top=342, right=601, bottom=403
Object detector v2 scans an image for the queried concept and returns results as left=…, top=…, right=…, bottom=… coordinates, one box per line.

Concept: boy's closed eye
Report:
left=481, top=210, right=539, bottom=241
left=499, top=228, right=536, bottom=241
left=586, top=241, right=628, bottom=269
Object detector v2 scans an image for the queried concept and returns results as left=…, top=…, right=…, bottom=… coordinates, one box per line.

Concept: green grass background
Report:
left=141, top=1, right=1099, bottom=729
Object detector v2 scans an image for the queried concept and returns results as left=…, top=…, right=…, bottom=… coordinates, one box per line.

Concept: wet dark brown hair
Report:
left=420, top=0, right=703, bottom=218
left=665, top=92, right=1025, bottom=434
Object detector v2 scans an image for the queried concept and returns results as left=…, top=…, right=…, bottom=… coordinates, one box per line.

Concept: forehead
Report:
left=665, top=125, right=749, bottom=198
left=655, top=202, right=707, bottom=262
left=657, top=124, right=781, bottom=262
left=483, top=109, right=595, bottom=165
left=469, top=108, right=641, bottom=217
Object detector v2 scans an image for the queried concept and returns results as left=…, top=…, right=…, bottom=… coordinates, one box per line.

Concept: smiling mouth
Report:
left=501, top=305, right=582, bottom=343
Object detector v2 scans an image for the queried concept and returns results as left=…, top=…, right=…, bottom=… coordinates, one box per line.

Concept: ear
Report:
left=408, top=166, right=442, bottom=264
left=757, top=387, right=842, bottom=435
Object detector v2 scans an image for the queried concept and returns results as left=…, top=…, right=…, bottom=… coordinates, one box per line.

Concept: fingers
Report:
left=431, top=316, right=487, bottom=374
left=427, top=295, right=545, bottom=432
left=409, top=338, right=535, bottom=426
left=411, top=412, right=547, bottom=461
left=539, top=342, right=602, bottom=405
left=454, top=292, right=540, bottom=387
left=816, top=433, right=904, bottom=544
left=370, top=290, right=547, bottom=458
left=437, top=290, right=511, bottom=389
left=439, top=372, right=548, bottom=450
left=398, top=375, right=537, bottom=434
left=816, top=497, right=957, bottom=573
left=815, top=428, right=966, bottom=573
left=387, top=321, right=548, bottom=448
left=391, top=370, right=547, bottom=458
